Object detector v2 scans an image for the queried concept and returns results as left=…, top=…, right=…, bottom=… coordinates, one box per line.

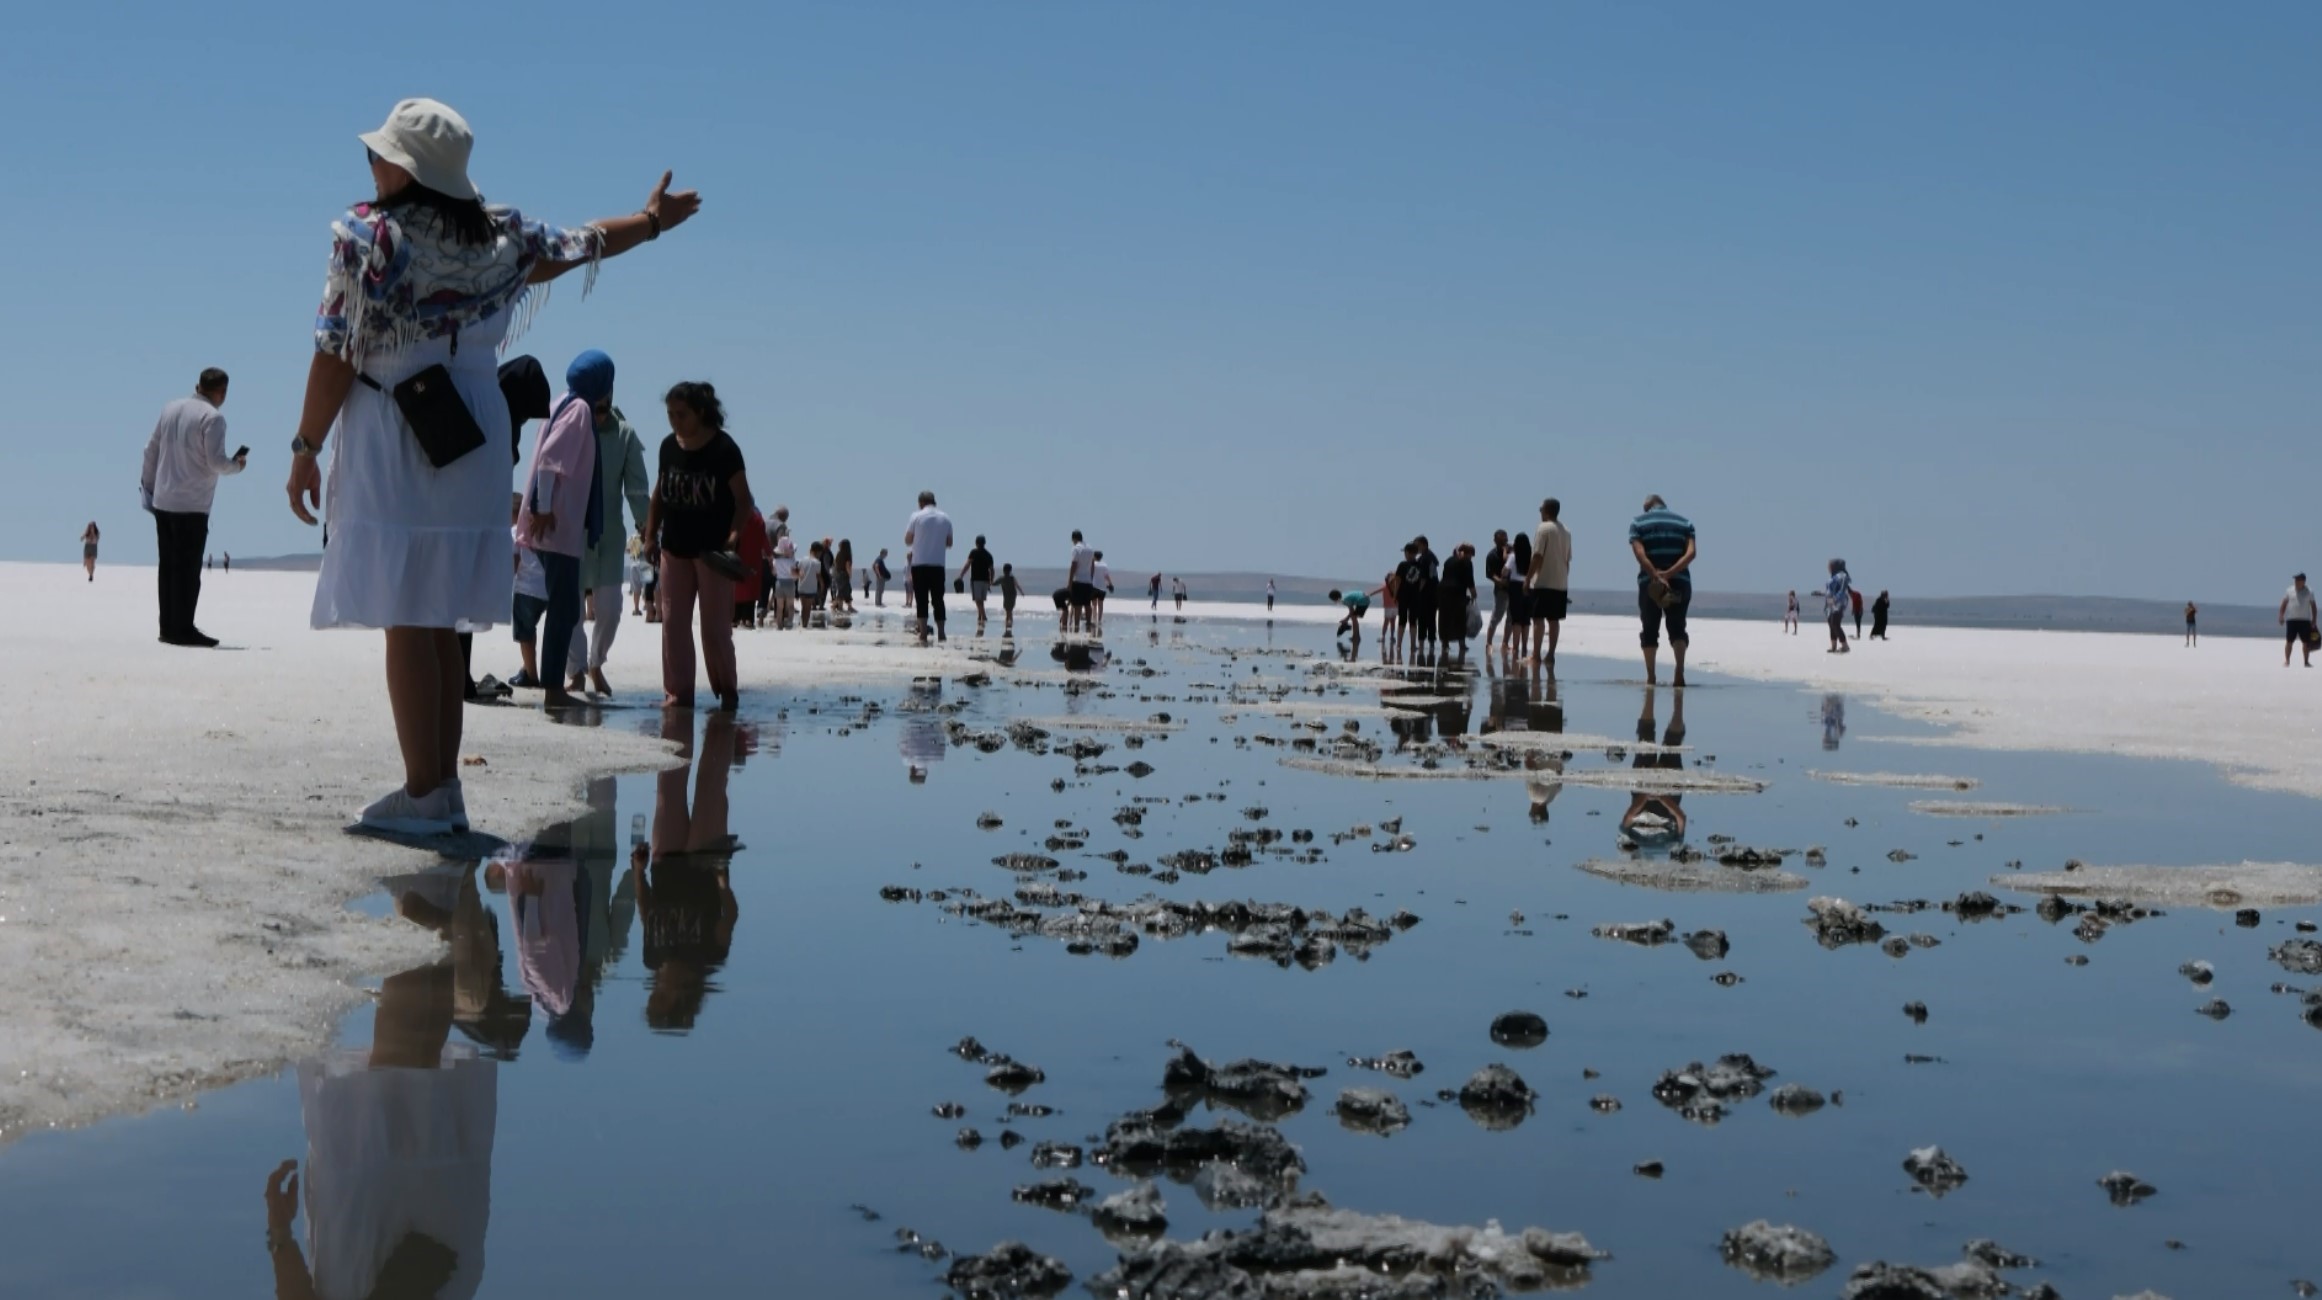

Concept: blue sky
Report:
left=5, top=1, right=2315, bottom=599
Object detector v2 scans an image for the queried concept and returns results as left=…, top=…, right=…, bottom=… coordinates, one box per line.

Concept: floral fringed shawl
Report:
left=314, top=202, right=604, bottom=364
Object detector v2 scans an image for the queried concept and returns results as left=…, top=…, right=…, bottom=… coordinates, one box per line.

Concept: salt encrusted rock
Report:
left=1091, top=1181, right=1168, bottom=1238
left=943, top=1241, right=1071, bottom=1298
left=1331, top=1087, right=1411, bottom=1135
left=1457, top=1064, right=1537, bottom=1128
left=1719, top=1220, right=1836, bottom=1282
left=1903, top=1145, right=1969, bottom=1196
left=1805, top=896, right=1887, bottom=947
left=1489, top=1011, right=1549, bottom=1048
left=1592, top=917, right=1676, bottom=945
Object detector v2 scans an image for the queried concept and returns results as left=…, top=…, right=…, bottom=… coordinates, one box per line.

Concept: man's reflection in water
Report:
left=1821, top=693, right=1846, bottom=751
left=1620, top=683, right=1689, bottom=848
left=640, top=710, right=746, bottom=1032
left=900, top=677, right=947, bottom=783
left=1483, top=663, right=1565, bottom=822
left=1425, top=662, right=1474, bottom=749
left=266, top=866, right=512, bottom=1300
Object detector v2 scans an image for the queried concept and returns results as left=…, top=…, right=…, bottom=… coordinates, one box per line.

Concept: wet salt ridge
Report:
left=4, top=618, right=2319, bottom=1298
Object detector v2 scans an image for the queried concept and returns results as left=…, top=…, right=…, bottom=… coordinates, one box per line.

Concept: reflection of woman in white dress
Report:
left=264, top=867, right=506, bottom=1300
left=280, top=97, right=699, bottom=837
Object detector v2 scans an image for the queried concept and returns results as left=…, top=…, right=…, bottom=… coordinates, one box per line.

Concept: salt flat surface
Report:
left=6, top=568, right=2318, bottom=1146
left=0, top=562, right=1027, bottom=1146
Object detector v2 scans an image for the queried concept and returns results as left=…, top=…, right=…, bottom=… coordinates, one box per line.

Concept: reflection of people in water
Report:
left=640, top=710, right=745, bottom=1031
left=491, top=841, right=591, bottom=1060
left=1820, top=693, right=1846, bottom=751
left=266, top=866, right=507, bottom=1300
left=900, top=676, right=948, bottom=780
left=1426, top=662, right=1474, bottom=748
left=1620, top=683, right=1688, bottom=847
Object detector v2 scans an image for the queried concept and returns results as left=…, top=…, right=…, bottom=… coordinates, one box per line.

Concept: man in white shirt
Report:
left=1526, top=497, right=1574, bottom=668
left=903, top=490, right=954, bottom=642
left=1091, top=551, right=1115, bottom=634
left=1066, top=530, right=1098, bottom=633
left=138, top=368, right=246, bottom=646
left=2283, top=572, right=2318, bottom=668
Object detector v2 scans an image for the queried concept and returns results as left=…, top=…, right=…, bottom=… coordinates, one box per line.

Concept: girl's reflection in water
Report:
left=639, top=710, right=748, bottom=1032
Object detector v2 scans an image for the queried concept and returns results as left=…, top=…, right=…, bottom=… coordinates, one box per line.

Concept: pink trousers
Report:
left=659, top=555, right=737, bottom=705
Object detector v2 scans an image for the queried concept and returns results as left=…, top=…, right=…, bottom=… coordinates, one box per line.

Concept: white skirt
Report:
left=312, top=324, right=515, bottom=631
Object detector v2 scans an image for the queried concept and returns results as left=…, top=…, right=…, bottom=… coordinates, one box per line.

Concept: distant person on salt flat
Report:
left=1149, top=572, right=1162, bottom=609
left=80, top=522, right=100, bottom=582
left=1871, top=590, right=1891, bottom=640
left=997, top=563, right=1026, bottom=634
left=1502, top=524, right=1532, bottom=658
left=1628, top=495, right=1697, bottom=687
left=1328, top=586, right=1370, bottom=645
left=1438, top=541, right=1478, bottom=658
left=2284, top=573, right=2318, bottom=668
left=872, top=547, right=891, bottom=606
left=1822, top=559, right=1853, bottom=654
left=564, top=387, right=651, bottom=698
left=646, top=382, right=751, bottom=711
left=833, top=539, right=856, bottom=613
left=1092, top=551, right=1116, bottom=633
left=222, top=552, right=230, bottom=572
left=1484, top=530, right=1512, bottom=647
left=1783, top=590, right=1799, bottom=634
left=960, top=534, right=996, bottom=629
left=517, top=350, right=616, bottom=711
left=287, top=97, right=699, bottom=836
left=1173, top=576, right=1187, bottom=610
left=139, top=366, right=245, bottom=647
left=1267, top=578, right=1276, bottom=612
left=1850, top=583, right=1864, bottom=639
left=1527, top=498, right=1572, bottom=670
left=2184, top=601, right=2197, bottom=647
left=904, top=490, right=953, bottom=642
left=1065, top=529, right=1099, bottom=634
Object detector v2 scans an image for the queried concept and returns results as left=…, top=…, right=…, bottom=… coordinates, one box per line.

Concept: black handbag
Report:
left=360, top=364, right=485, bottom=469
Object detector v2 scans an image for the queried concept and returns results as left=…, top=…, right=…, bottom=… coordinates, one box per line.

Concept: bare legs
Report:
left=384, top=626, right=463, bottom=798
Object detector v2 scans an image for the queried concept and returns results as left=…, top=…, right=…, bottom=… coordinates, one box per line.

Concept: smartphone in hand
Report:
left=234, top=445, right=250, bottom=460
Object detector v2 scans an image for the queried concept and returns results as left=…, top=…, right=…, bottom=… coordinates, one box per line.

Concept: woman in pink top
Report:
left=517, top=351, right=612, bottom=709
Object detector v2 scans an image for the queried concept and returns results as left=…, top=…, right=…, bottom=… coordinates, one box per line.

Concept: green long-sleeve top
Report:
left=585, top=407, right=652, bottom=586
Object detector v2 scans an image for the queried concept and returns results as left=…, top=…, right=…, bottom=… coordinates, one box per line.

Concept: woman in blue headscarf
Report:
left=517, top=350, right=614, bottom=709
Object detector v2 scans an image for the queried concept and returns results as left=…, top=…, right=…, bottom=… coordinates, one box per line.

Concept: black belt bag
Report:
left=359, top=364, right=484, bottom=469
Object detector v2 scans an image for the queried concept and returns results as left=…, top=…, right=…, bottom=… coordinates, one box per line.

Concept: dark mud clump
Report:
left=944, top=1241, right=1072, bottom=1298
left=1683, top=929, right=1730, bottom=961
left=1838, top=1259, right=2006, bottom=1299
left=1805, top=897, right=1887, bottom=949
left=2099, top=1170, right=2157, bottom=1205
left=1092, top=1181, right=1169, bottom=1239
left=1012, top=1177, right=1095, bottom=1211
left=1162, top=1045, right=1327, bottom=1121
left=1902, top=1145, right=1969, bottom=1196
left=1331, top=1087, right=1411, bottom=1135
left=1767, top=1084, right=1826, bottom=1115
left=2270, top=938, right=2322, bottom=976
left=1456, top=1064, right=1538, bottom=1129
left=1085, top=1195, right=1609, bottom=1298
left=1720, top=1220, right=1836, bottom=1283
left=1651, top=1054, right=1777, bottom=1125
left=1093, top=1106, right=1307, bottom=1193
left=1347, top=1049, right=1424, bottom=1078
left=1488, top=1011, right=1549, bottom=1048
left=1592, top=917, right=1676, bottom=946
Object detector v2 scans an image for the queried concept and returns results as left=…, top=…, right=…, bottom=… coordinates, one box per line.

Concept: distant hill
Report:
left=213, top=555, right=2273, bottom=638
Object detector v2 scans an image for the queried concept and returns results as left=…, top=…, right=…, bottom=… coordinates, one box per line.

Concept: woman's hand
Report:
left=646, top=172, right=702, bottom=234
left=528, top=511, right=557, bottom=543
left=286, top=456, right=322, bottom=526
left=264, top=1159, right=300, bottom=1232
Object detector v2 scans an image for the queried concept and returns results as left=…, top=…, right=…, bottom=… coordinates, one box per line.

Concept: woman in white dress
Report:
left=282, top=98, right=700, bottom=835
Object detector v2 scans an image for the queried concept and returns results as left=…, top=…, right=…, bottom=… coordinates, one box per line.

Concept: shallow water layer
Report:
left=3, top=617, right=2317, bottom=1298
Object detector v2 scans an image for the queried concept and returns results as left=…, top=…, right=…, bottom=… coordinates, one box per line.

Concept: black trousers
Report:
left=911, top=564, right=947, bottom=629
left=152, top=509, right=209, bottom=638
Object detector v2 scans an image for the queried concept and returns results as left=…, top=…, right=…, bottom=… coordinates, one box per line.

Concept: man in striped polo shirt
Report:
left=1627, top=495, right=1698, bottom=687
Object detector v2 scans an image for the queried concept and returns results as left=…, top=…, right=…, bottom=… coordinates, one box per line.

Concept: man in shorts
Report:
left=1526, top=498, right=1573, bottom=669
left=903, top=490, right=953, bottom=642
left=2283, top=573, right=2318, bottom=668
left=1066, top=530, right=1099, bottom=633
left=959, top=534, right=996, bottom=629
left=1627, top=494, right=1697, bottom=687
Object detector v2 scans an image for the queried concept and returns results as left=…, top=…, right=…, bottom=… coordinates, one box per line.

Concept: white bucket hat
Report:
left=360, top=98, right=480, bottom=200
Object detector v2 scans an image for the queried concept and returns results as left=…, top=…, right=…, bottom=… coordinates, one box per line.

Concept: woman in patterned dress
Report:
left=283, top=98, right=700, bottom=836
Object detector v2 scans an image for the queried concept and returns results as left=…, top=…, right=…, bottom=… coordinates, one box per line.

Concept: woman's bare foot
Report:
left=567, top=672, right=588, bottom=694
left=589, top=668, right=612, bottom=696
left=663, top=694, right=692, bottom=709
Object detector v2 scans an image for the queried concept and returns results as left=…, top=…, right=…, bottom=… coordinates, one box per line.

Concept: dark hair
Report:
left=1071, top=530, right=1083, bottom=541
left=1542, top=498, right=1561, bottom=520
left=664, top=381, right=726, bottom=432
left=975, top=535, right=987, bottom=546
left=374, top=182, right=495, bottom=247
left=1095, top=550, right=1104, bottom=560
left=1328, top=589, right=1343, bottom=600
left=197, top=367, right=229, bottom=393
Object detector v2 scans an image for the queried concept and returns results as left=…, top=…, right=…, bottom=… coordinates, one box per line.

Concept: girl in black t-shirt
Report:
left=643, top=382, right=754, bottom=710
